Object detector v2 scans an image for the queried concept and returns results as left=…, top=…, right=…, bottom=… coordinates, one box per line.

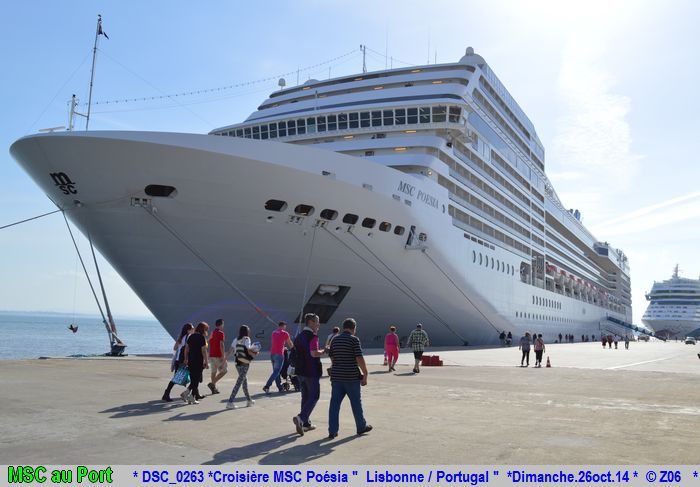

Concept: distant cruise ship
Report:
left=642, top=266, right=700, bottom=338
left=10, top=47, right=632, bottom=346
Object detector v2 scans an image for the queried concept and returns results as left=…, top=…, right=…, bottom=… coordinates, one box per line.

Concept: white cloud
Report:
left=549, top=23, right=641, bottom=224
left=593, top=191, right=700, bottom=237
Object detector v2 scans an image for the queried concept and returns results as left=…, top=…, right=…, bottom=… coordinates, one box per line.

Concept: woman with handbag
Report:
left=225, top=325, right=259, bottom=409
left=183, top=322, right=210, bottom=404
left=162, top=323, right=193, bottom=402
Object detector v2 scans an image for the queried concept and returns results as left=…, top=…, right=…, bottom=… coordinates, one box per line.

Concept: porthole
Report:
left=343, top=213, right=359, bottom=224
left=497, top=260, right=500, bottom=272
left=379, top=222, right=392, bottom=232
left=265, top=199, right=287, bottom=212
left=294, top=204, right=314, bottom=216
left=320, top=209, right=338, bottom=220
left=145, top=185, right=177, bottom=197
left=394, top=225, right=405, bottom=236
left=418, top=232, right=427, bottom=242
left=479, top=253, right=483, bottom=265
left=485, top=256, right=489, bottom=267
left=472, top=250, right=476, bottom=263
left=361, top=217, right=376, bottom=229
left=491, top=259, right=495, bottom=269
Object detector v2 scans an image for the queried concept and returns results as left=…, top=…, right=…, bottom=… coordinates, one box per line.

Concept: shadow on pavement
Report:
left=259, top=436, right=357, bottom=464
left=100, top=400, right=185, bottom=418
left=204, top=434, right=299, bottom=465
left=204, top=434, right=359, bottom=465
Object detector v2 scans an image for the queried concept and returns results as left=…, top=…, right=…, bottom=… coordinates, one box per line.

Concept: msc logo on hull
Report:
left=50, top=172, right=77, bottom=195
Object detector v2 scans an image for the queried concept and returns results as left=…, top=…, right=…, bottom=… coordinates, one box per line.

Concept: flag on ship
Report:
left=98, top=16, right=108, bottom=39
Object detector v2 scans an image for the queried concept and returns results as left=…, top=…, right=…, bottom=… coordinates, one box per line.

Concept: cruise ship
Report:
left=10, top=47, right=632, bottom=346
left=642, top=266, right=700, bottom=338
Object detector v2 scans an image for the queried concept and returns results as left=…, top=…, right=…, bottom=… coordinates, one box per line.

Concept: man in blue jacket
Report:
left=292, top=313, right=327, bottom=436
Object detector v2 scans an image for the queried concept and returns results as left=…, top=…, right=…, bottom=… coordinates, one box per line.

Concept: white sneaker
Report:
left=191, top=398, right=199, bottom=404
left=226, top=402, right=238, bottom=410
left=247, top=399, right=255, bottom=407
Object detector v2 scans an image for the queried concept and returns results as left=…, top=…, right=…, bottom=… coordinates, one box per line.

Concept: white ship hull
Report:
left=11, top=131, right=625, bottom=346
left=641, top=319, right=699, bottom=338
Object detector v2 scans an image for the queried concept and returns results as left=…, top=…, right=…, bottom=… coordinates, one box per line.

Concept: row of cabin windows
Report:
left=450, top=205, right=532, bottom=256
left=217, top=105, right=462, bottom=140
left=265, top=199, right=407, bottom=236
left=533, top=295, right=562, bottom=310
left=515, top=311, right=574, bottom=324
left=473, top=89, right=531, bottom=159
left=472, top=250, right=516, bottom=276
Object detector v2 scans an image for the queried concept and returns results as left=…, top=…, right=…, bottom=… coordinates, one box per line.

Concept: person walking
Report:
left=607, top=334, right=613, bottom=349
left=183, top=322, right=209, bottom=404
left=325, top=326, right=340, bottom=377
left=207, top=318, right=227, bottom=394
left=519, top=331, right=531, bottom=367
left=263, top=321, right=294, bottom=394
left=614, top=335, right=619, bottom=349
left=384, top=325, right=400, bottom=372
left=499, top=331, right=506, bottom=346
left=328, top=318, right=372, bottom=438
left=406, top=323, right=430, bottom=373
left=624, top=335, right=630, bottom=350
left=162, top=323, right=193, bottom=402
left=292, top=313, right=327, bottom=436
left=226, top=325, right=259, bottom=409
left=506, top=331, right=513, bottom=346
left=601, top=335, right=607, bottom=348
left=325, top=326, right=340, bottom=349
left=534, top=333, right=545, bottom=367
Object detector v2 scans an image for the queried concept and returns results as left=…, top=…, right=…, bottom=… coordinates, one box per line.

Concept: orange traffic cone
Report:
left=546, top=356, right=551, bottom=368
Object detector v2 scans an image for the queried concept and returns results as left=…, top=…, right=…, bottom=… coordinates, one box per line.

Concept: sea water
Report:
left=0, top=311, right=173, bottom=359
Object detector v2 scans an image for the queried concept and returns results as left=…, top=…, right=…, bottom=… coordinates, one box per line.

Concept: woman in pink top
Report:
left=384, top=325, right=400, bottom=372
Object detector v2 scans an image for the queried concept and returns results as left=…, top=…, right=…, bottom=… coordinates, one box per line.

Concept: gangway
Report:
left=601, top=316, right=663, bottom=341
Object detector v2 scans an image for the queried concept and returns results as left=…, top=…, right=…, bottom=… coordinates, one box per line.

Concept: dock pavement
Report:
left=0, top=340, right=698, bottom=464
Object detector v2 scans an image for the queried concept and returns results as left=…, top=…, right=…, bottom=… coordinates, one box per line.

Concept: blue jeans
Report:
left=298, top=375, right=320, bottom=426
left=328, top=380, right=366, bottom=434
left=264, top=354, right=284, bottom=390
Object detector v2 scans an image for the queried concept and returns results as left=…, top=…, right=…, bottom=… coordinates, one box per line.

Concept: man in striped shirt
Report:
left=407, top=323, right=430, bottom=373
left=327, top=318, right=372, bottom=439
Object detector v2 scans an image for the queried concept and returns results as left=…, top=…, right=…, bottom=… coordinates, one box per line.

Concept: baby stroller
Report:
left=280, top=349, right=300, bottom=392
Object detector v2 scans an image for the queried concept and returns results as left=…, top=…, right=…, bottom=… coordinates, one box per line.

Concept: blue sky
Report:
left=1, top=1, right=699, bottom=323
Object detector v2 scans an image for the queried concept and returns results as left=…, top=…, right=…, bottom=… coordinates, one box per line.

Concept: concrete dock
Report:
left=1, top=341, right=698, bottom=465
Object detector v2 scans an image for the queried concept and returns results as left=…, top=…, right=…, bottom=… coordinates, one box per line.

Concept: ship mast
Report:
left=85, top=14, right=106, bottom=130
left=673, top=264, right=680, bottom=279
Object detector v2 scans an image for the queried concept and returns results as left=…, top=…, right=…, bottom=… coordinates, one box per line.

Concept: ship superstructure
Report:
left=642, top=266, right=700, bottom=338
left=11, top=47, right=632, bottom=346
